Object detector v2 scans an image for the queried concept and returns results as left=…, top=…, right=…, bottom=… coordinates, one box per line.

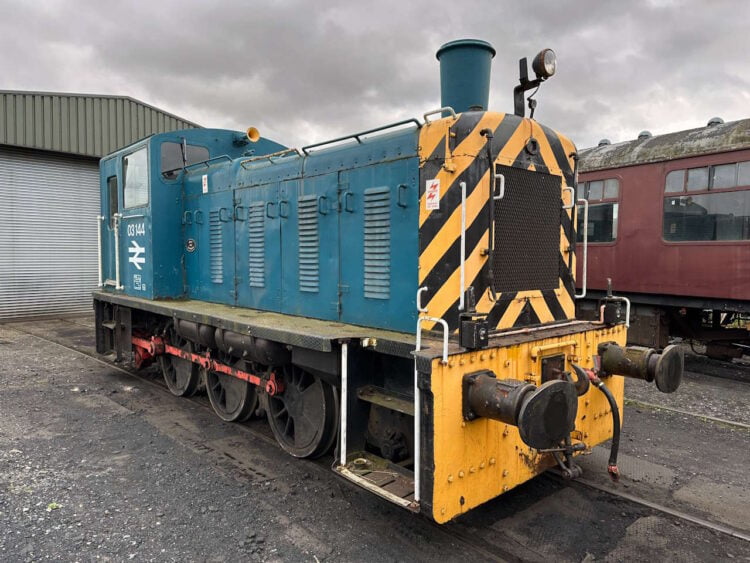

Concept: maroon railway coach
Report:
left=575, top=118, right=750, bottom=358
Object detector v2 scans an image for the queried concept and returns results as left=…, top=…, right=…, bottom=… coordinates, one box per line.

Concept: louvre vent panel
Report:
left=492, top=165, right=561, bottom=293
left=209, top=210, right=223, bottom=284
left=247, top=203, right=265, bottom=288
left=298, top=196, right=319, bottom=293
left=363, top=187, right=391, bottom=299
left=0, top=146, right=99, bottom=320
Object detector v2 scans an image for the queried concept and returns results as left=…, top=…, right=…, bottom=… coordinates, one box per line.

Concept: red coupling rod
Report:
left=131, top=335, right=282, bottom=395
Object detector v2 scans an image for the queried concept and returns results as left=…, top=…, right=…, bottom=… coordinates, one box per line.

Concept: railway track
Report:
left=7, top=320, right=750, bottom=560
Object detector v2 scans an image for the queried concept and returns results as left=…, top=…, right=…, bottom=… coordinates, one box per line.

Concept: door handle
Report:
left=219, top=207, right=232, bottom=222
left=234, top=205, right=246, bottom=221
left=318, top=195, right=328, bottom=215
left=279, top=200, right=290, bottom=218
left=345, top=192, right=355, bottom=213
left=194, top=210, right=204, bottom=224
left=397, top=184, right=409, bottom=208
left=182, top=211, right=193, bottom=225
left=265, top=201, right=277, bottom=218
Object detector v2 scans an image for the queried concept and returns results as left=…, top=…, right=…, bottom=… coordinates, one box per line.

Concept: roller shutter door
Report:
left=0, top=146, right=99, bottom=320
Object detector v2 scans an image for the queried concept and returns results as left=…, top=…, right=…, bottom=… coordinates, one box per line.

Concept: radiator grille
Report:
left=248, top=202, right=265, bottom=288
left=298, top=196, right=319, bottom=293
left=209, top=209, right=223, bottom=284
left=492, top=165, right=561, bottom=293
left=363, top=187, right=391, bottom=299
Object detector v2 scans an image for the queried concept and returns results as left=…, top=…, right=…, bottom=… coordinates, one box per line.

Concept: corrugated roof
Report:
left=0, top=90, right=201, bottom=158
left=579, top=118, right=750, bottom=172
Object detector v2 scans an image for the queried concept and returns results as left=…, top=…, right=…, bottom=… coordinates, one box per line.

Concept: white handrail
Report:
left=339, top=342, right=348, bottom=466
left=459, top=181, right=467, bottom=311
left=575, top=199, right=588, bottom=299
left=113, top=213, right=123, bottom=290
left=96, top=216, right=104, bottom=287
left=413, top=315, right=449, bottom=504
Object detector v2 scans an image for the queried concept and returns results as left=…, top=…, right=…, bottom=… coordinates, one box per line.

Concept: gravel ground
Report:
left=1, top=318, right=748, bottom=562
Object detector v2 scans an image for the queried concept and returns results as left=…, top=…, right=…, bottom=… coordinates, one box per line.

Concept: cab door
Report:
left=99, top=157, right=121, bottom=288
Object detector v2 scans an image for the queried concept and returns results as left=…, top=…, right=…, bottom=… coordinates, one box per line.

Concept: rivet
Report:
left=585, top=399, right=590, bottom=406
left=470, top=466, right=476, bottom=474
left=503, top=485, right=509, bottom=492
left=441, top=507, right=446, bottom=515
left=461, top=421, right=466, bottom=428
left=449, top=362, right=454, bottom=368
left=447, top=474, right=454, bottom=483
left=479, top=462, right=485, bottom=469
left=460, top=359, right=466, bottom=366
left=480, top=353, right=486, bottom=361
left=489, top=457, right=496, bottom=465
left=583, top=432, right=589, bottom=438
left=458, top=471, right=465, bottom=478
left=490, top=352, right=496, bottom=359
left=503, top=469, right=509, bottom=477
left=504, top=360, right=511, bottom=367
left=470, top=355, right=475, bottom=363
left=503, top=426, right=510, bottom=437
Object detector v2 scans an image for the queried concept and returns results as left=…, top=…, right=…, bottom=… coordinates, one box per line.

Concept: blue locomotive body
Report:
left=93, top=40, right=683, bottom=523
left=99, top=125, right=420, bottom=333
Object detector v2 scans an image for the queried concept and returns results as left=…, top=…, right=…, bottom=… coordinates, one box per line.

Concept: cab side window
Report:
left=123, top=147, right=149, bottom=208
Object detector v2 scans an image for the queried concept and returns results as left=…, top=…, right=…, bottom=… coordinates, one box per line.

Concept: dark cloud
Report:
left=1, top=0, right=748, bottom=149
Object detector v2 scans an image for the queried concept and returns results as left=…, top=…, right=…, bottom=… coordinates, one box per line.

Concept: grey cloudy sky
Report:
left=2, top=0, right=749, bottom=150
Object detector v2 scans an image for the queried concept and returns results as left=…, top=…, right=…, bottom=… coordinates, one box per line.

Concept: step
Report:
left=356, top=385, right=413, bottom=416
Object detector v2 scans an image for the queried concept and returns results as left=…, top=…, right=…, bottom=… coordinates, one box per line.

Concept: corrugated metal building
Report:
left=0, top=91, right=200, bottom=320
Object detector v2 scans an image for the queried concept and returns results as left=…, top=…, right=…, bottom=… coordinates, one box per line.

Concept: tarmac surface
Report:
left=0, top=316, right=748, bottom=562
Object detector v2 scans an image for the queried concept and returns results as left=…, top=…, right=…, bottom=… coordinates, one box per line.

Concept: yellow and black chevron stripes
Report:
left=417, top=111, right=577, bottom=332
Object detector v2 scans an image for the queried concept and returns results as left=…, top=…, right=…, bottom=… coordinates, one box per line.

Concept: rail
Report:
left=183, top=154, right=233, bottom=173
left=414, top=314, right=449, bottom=505
left=301, top=118, right=421, bottom=155
left=96, top=216, right=104, bottom=287
left=239, top=147, right=302, bottom=169
left=423, top=107, right=457, bottom=122
left=459, top=182, right=467, bottom=311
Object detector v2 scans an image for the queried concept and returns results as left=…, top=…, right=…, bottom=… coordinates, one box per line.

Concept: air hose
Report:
left=589, top=373, right=621, bottom=481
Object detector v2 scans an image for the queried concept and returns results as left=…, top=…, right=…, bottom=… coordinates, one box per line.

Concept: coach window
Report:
left=663, top=161, right=750, bottom=241
left=123, top=146, right=148, bottom=208
left=577, top=178, right=619, bottom=243
left=161, top=141, right=210, bottom=179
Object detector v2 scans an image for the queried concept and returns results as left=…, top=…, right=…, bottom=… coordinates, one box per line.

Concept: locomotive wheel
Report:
left=264, top=365, right=338, bottom=459
left=158, top=331, right=201, bottom=397
left=205, top=360, right=258, bottom=422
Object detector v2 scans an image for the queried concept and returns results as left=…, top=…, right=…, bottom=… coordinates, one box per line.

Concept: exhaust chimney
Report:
left=436, top=39, right=496, bottom=116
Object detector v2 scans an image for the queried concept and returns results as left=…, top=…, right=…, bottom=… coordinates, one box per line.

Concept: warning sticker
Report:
left=202, top=174, right=208, bottom=194
left=425, top=179, right=440, bottom=211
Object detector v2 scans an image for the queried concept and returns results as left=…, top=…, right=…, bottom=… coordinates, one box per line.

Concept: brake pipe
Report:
left=588, top=370, right=621, bottom=481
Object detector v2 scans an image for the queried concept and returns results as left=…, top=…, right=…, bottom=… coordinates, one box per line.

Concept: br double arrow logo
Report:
left=128, top=240, right=146, bottom=270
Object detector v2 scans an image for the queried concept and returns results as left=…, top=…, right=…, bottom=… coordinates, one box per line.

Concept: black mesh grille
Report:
left=492, top=164, right=561, bottom=293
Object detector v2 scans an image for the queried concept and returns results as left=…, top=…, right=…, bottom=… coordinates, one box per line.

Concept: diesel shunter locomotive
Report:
left=93, top=39, right=683, bottom=523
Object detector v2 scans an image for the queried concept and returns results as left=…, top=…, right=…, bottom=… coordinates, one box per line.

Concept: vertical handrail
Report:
left=413, top=314, right=449, bottom=504
left=339, top=342, right=348, bottom=466
left=113, top=213, right=123, bottom=290
left=575, top=199, right=588, bottom=299
left=459, top=181, right=467, bottom=311
left=96, top=216, right=104, bottom=287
